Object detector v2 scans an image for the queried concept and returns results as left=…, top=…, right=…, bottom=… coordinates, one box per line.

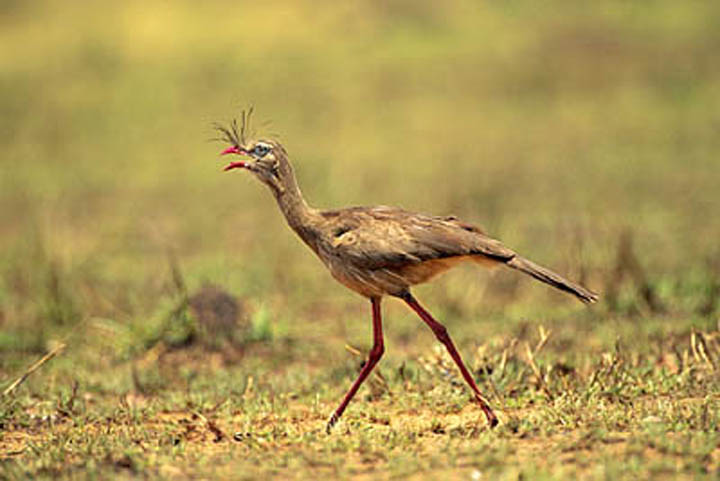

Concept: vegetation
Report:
left=1, top=1, right=718, bottom=479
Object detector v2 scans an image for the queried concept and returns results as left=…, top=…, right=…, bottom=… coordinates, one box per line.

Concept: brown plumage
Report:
left=217, top=119, right=598, bottom=432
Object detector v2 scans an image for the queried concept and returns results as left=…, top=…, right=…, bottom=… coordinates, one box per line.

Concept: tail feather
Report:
left=506, top=256, right=599, bottom=304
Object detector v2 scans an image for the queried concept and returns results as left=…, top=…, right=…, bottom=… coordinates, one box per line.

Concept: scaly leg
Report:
left=326, top=297, right=384, bottom=433
left=401, top=291, right=498, bottom=428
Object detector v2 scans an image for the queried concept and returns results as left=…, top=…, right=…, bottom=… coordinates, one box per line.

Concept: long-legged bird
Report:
left=215, top=115, right=598, bottom=432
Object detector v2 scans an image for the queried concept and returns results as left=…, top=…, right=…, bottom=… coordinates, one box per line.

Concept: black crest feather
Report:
left=213, top=106, right=255, bottom=148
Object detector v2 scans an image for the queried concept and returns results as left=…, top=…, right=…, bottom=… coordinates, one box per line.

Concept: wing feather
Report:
left=322, top=206, right=515, bottom=270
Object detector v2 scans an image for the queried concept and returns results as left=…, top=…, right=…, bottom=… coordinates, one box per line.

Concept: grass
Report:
left=1, top=315, right=718, bottom=479
left=1, top=0, right=720, bottom=479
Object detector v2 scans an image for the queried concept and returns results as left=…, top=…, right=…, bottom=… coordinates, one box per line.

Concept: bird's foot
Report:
left=483, top=406, right=499, bottom=428
left=474, top=395, right=499, bottom=428
left=326, top=412, right=339, bottom=434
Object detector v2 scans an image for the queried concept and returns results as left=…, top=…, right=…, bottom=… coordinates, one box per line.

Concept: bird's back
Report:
left=307, top=206, right=515, bottom=297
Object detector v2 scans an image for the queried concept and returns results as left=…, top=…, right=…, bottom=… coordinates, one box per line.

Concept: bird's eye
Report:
left=253, top=144, right=271, bottom=157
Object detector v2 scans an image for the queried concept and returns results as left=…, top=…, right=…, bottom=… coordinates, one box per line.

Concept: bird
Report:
left=214, top=112, right=598, bottom=433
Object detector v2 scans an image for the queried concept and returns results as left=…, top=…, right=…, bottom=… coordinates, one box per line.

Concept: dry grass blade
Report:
left=524, top=327, right=554, bottom=398
left=691, top=329, right=716, bottom=371
left=534, top=326, right=552, bottom=355
left=2, top=343, right=66, bottom=397
left=524, top=342, right=543, bottom=382
left=192, top=411, right=227, bottom=442
left=498, top=338, right=518, bottom=378
left=345, top=343, right=391, bottom=397
left=344, top=343, right=362, bottom=356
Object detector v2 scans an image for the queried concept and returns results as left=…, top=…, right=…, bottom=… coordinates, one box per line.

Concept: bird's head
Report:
left=215, top=112, right=291, bottom=194
left=220, top=139, right=279, bottom=173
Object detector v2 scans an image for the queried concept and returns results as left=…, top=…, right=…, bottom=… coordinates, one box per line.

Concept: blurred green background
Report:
left=1, top=0, right=719, bottom=357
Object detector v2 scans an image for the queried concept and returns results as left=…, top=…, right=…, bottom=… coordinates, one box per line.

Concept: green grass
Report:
left=1, top=316, right=718, bottom=479
left=1, top=0, right=720, bottom=479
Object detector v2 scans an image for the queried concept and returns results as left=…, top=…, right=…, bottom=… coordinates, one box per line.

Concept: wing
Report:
left=321, top=206, right=515, bottom=271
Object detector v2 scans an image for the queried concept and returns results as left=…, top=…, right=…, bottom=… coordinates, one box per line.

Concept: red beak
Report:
left=220, top=146, right=249, bottom=171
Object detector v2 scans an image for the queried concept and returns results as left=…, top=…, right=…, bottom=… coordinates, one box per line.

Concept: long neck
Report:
left=273, top=169, right=315, bottom=231
left=267, top=156, right=321, bottom=247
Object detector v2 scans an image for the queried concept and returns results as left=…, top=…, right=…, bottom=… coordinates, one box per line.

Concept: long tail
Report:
left=506, top=256, right=599, bottom=304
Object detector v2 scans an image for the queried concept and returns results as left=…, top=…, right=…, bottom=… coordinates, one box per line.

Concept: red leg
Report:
left=401, top=291, right=498, bottom=428
left=326, top=297, right=384, bottom=433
